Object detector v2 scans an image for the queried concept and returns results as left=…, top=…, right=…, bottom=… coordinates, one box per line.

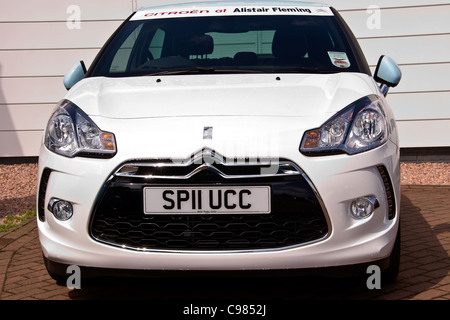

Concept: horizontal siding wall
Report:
left=1, top=0, right=449, bottom=156
left=328, top=0, right=450, bottom=148
left=0, top=0, right=133, bottom=157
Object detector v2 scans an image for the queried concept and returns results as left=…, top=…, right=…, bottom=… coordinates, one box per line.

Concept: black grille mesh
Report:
left=90, top=160, right=328, bottom=251
left=91, top=209, right=328, bottom=251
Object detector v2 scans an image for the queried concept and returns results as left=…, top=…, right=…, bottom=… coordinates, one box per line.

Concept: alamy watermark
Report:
left=66, top=5, right=81, bottom=30
left=66, top=265, right=81, bottom=289
left=366, top=5, right=381, bottom=30
left=366, top=265, right=382, bottom=290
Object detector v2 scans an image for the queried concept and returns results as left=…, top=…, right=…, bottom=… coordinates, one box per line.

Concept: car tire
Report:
left=382, top=223, right=401, bottom=284
left=42, top=254, right=67, bottom=286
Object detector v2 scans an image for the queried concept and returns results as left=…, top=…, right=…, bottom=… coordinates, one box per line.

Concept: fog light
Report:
left=351, top=197, right=379, bottom=219
left=48, top=198, right=73, bottom=221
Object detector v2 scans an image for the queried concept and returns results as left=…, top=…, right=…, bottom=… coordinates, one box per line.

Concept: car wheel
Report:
left=382, top=223, right=401, bottom=284
left=42, top=255, right=67, bottom=286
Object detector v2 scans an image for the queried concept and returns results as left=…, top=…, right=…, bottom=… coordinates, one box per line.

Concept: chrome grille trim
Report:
left=114, top=149, right=302, bottom=180
left=115, top=162, right=302, bottom=180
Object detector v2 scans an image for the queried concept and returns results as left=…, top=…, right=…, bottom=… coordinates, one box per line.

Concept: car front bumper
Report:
left=37, top=132, right=400, bottom=275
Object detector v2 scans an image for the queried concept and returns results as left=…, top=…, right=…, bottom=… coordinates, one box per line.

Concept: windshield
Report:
left=88, top=14, right=360, bottom=77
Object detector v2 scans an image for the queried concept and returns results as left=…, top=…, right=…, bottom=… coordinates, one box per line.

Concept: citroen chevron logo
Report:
left=203, top=126, right=213, bottom=139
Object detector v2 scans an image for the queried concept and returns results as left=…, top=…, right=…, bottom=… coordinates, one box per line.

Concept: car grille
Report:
left=89, top=150, right=329, bottom=251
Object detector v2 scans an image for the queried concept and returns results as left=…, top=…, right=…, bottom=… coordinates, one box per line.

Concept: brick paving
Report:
left=0, top=185, right=449, bottom=301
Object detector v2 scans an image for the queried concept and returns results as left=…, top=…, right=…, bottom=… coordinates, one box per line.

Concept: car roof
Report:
left=136, top=1, right=331, bottom=12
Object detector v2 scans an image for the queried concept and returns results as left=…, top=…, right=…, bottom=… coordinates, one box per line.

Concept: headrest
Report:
left=272, top=30, right=307, bottom=60
left=174, top=34, right=214, bottom=57
left=234, top=52, right=257, bottom=65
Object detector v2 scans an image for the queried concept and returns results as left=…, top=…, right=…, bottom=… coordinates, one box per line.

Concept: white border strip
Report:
left=131, top=5, right=333, bottom=20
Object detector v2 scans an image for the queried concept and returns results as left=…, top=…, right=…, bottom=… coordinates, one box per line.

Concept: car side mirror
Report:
left=374, top=55, right=402, bottom=96
left=63, top=61, right=86, bottom=90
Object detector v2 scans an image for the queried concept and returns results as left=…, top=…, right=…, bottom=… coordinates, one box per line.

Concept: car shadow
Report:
left=67, top=188, right=449, bottom=300
left=0, top=195, right=36, bottom=219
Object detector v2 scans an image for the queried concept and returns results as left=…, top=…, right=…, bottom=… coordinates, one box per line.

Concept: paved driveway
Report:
left=1, top=186, right=449, bottom=301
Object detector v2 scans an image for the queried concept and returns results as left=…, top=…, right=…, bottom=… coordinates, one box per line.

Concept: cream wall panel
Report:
left=367, top=63, right=450, bottom=95
left=0, top=21, right=122, bottom=50
left=0, top=0, right=131, bottom=157
left=396, top=120, right=450, bottom=148
left=387, top=63, right=450, bottom=94
left=138, top=0, right=450, bottom=11
left=340, top=5, right=450, bottom=38
left=326, top=0, right=449, bottom=10
left=0, top=0, right=132, bottom=22
left=0, top=105, right=54, bottom=131
left=0, top=131, right=43, bottom=157
left=388, top=92, right=450, bottom=121
left=0, top=49, right=99, bottom=77
left=0, top=77, right=66, bottom=105
left=359, top=34, right=450, bottom=66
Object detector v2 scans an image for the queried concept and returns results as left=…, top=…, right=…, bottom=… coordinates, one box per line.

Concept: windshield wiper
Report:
left=146, top=67, right=216, bottom=76
left=283, top=67, right=338, bottom=74
left=145, top=67, right=264, bottom=77
left=144, top=66, right=334, bottom=77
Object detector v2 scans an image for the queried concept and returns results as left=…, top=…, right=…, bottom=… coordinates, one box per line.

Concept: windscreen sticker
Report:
left=131, top=6, right=333, bottom=20
left=328, top=51, right=351, bottom=68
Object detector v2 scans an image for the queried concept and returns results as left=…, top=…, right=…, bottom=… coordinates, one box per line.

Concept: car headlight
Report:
left=45, top=100, right=116, bottom=158
left=300, top=95, right=389, bottom=155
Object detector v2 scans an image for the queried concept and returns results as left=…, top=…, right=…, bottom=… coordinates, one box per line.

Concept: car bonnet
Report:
left=64, top=73, right=379, bottom=120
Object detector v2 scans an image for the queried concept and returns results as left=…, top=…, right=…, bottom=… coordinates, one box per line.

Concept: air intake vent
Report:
left=38, top=168, right=52, bottom=222
left=377, top=165, right=396, bottom=220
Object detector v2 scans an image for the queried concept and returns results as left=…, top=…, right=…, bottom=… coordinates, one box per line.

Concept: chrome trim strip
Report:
left=115, top=161, right=302, bottom=179
left=115, top=148, right=302, bottom=179
left=299, top=170, right=332, bottom=243
left=94, top=232, right=330, bottom=254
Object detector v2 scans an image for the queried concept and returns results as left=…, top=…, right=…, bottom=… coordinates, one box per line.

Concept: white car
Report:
left=38, top=1, right=402, bottom=283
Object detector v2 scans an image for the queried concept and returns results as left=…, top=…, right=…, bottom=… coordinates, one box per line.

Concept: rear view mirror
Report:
left=63, top=61, right=86, bottom=90
left=374, top=56, right=402, bottom=96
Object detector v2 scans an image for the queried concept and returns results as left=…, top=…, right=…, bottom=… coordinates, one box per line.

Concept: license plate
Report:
left=143, top=186, right=271, bottom=214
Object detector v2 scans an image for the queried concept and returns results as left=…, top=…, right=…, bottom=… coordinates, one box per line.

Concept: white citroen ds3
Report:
left=38, top=1, right=402, bottom=282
